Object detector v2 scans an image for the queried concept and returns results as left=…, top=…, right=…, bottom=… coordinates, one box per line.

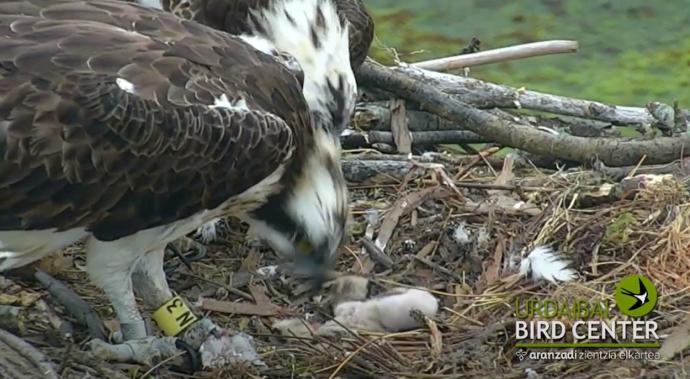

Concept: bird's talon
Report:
left=174, top=339, right=202, bottom=373
left=108, top=330, right=123, bottom=344
left=86, top=336, right=180, bottom=366
left=179, top=318, right=219, bottom=349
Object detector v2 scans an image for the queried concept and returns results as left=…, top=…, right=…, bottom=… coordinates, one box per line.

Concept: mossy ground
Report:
left=368, top=0, right=690, bottom=106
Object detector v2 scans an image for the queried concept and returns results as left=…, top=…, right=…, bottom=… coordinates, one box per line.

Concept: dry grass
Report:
left=2, top=152, right=690, bottom=379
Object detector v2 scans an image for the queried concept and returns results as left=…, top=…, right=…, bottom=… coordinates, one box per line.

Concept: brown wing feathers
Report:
left=160, top=0, right=374, bottom=70
left=0, top=0, right=308, bottom=240
left=334, top=0, right=373, bottom=69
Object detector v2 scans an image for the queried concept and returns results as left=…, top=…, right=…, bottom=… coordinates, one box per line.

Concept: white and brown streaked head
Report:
left=245, top=0, right=358, bottom=136
left=249, top=126, right=348, bottom=283
left=194, top=32, right=349, bottom=281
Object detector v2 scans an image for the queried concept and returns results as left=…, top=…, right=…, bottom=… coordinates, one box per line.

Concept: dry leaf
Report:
left=0, top=292, right=41, bottom=307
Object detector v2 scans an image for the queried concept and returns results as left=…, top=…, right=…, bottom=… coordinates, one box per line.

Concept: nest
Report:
left=2, top=154, right=689, bottom=378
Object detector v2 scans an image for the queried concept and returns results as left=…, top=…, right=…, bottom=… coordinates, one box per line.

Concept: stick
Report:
left=340, top=130, right=489, bottom=149
left=0, top=328, right=60, bottom=379
left=356, top=61, right=690, bottom=167
left=200, top=298, right=285, bottom=316
left=389, top=99, right=412, bottom=153
left=374, top=186, right=450, bottom=252
left=594, top=158, right=690, bottom=181
left=379, top=63, right=690, bottom=127
left=343, top=152, right=505, bottom=166
left=341, top=159, right=421, bottom=182
left=355, top=102, right=621, bottom=138
left=34, top=269, right=107, bottom=341
left=355, top=101, right=468, bottom=131
left=412, top=40, right=579, bottom=72
left=360, top=237, right=394, bottom=269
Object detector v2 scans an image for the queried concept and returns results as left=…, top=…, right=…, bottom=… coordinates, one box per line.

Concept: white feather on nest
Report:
left=519, top=246, right=578, bottom=284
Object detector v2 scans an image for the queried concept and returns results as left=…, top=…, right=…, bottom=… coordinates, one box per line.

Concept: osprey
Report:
left=130, top=0, right=372, bottom=244
left=127, top=0, right=374, bottom=246
left=133, top=0, right=374, bottom=135
left=139, top=0, right=374, bottom=71
left=0, top=0, right=348, bottom=363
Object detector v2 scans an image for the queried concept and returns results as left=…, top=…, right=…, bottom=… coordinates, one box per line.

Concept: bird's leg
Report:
left=133, top=248, right=174, bottom=309
left=132, top=249, right=225, bottom=347
left=85, top=239, right=146, bottom=341
left=84, top=240, right=181, bottom=366
left=84, top=241, right=262, bottom=368
left=131, top=247, right=265, bottom=369
left=133, top=250, right=220, bottom=346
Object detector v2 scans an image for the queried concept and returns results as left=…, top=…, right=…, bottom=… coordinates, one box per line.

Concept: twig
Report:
left=375, top=186, right=450, bottom=252
left=357, top=61, right=690, bottom=166
left=0, top=328, right=59, bottom=379
left=200, top=298, right=287, bottom=316
left=412, top=40, right=579, bottom=72
left=454, top=147, right=501, bottom=180
left=140, top=350, right=186, bottom=378
left=412, top=256, right=463, bottom=283
left=176, top=271, right=253, bottom=301
left=594, top=157, right=690, bottom=181
left=360, top=237, right=394, bottom=269
left=34, top=269, right=107, bottom=341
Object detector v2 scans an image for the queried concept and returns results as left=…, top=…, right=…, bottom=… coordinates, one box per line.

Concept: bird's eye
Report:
left=296, top=239, right=313, bottom=255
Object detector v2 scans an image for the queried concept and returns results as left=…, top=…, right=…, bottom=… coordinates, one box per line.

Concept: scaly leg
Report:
left=84, top=239, right=179, bottom=366
left=128, top=245, right=265, bottom=369
left=85, top=239, right=262, bottom=368
left=85, top=238, right=146, bottom=341
left=132, top=248, right=173, bottom=309
left=132, top=249, right=221, bottom=348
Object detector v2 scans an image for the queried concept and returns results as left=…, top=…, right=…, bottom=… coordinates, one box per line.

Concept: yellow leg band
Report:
left=151, top=295, right=198, bottom=337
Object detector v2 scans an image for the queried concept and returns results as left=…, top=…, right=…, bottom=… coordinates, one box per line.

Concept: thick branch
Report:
left=355, top=101, right=467, bottom=131
left=374, top=64, right=690, bottom=127
left=342, top=159, right=417, bottom=182
left=356, top=61, right=690, bottom=167
left=340, top=130, right=488, bottom=149
left=412, top=40, right=579, bottom=72
left=341, top=153, right=513, bottom=182
left=355, top=102, right=620, bottom=138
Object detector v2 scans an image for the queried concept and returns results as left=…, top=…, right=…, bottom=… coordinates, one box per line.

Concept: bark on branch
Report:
left=372, top=64, right=689, bottom=127
left=340, top=129, right=489, bottom=149
left=355, top=101, right=621, bottom=138
left=356, top=61, right=690, bottom=167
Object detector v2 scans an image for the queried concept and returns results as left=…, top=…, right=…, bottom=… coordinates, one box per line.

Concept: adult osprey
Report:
left=130, top=0, right=372, bottom=244
left=0, top=0, right=348, bottom=364
left=141, top=0, right=374, bottom=71
left=133, top=0, right=374, bottom=135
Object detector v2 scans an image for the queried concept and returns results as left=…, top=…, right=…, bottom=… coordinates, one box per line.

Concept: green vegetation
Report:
left=368, top=0, right=690, bottom=106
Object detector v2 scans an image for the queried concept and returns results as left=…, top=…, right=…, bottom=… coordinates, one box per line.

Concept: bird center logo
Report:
left=614, top=275, right=657, bottom=317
